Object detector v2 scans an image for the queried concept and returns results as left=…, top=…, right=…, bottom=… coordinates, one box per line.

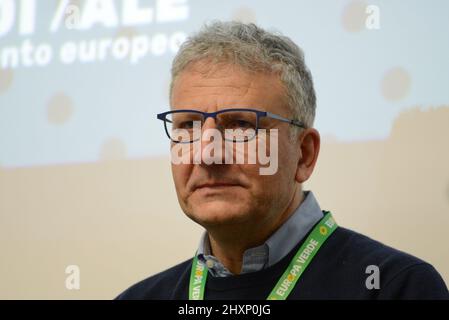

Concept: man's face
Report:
left=170, top=61, right=303, bottom=229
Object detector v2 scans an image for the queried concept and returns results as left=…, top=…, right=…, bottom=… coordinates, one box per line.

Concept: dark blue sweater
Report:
left=117, top=227, right=448, bottom=299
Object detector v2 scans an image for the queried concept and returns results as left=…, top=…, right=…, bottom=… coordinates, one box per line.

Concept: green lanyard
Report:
left=189, top=211, right=338, bottom=300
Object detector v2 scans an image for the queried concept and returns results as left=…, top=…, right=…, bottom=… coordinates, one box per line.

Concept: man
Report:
left=117, top=21, right=448, bottom=299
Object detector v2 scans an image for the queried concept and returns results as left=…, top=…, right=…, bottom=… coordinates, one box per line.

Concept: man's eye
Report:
left=177, top=121, right=195, bottom=129
left=227, top=119, right=254, bottom=129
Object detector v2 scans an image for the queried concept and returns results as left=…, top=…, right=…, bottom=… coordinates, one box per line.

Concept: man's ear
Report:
left=295, top=128, right=321, bottom=183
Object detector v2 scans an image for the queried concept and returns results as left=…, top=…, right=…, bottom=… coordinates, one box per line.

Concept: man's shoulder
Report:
left=332, top=227, right=423, bottom=265
left=325, top=227, right=448, bottom=299
left=115, top=258, right=193, bottom=300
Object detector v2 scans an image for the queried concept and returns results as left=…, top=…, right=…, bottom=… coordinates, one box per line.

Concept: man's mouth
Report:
left=195, top=182, right=242, bottom=190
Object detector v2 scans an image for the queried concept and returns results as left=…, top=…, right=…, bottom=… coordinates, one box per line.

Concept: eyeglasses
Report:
left=157, top=108, right=305, bottom=143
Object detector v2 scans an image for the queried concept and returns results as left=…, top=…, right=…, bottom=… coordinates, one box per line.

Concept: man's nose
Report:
left=197, top=116, right=228, bottom=165
left=202, top=116, right=218, bottom=131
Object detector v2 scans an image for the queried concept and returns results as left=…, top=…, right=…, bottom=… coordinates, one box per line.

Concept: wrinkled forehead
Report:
left=170, top=61, right=289, bottom=114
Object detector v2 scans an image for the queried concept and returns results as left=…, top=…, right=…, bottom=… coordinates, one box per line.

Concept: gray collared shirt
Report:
left=196, top=190, right=324, bottom=277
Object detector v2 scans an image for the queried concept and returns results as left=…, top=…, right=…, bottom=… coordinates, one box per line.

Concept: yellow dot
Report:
left=47, top=92, right=73, bottom=125
left=320, top=226, right=328, bottom=235
left=381, top=67, right=411, bottom=101
left=287, top=274, right=295, bottom=282
left=341, top=1, right=367, bottom=33
left=0, top=68, right=14, bottom=94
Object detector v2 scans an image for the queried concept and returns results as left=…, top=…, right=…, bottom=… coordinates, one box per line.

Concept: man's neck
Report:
left=207, top=189, right=304, bottom=275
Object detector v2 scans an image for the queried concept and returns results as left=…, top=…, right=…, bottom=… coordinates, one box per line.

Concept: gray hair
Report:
left=170, top=21, right=316, bottom=129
